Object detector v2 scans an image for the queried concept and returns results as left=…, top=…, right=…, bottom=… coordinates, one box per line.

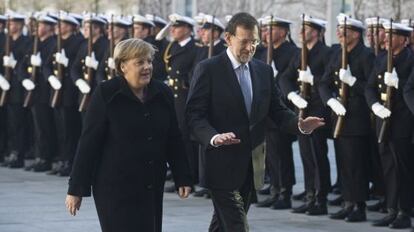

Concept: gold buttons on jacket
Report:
left=27, top=67, right=32, bottom=73
left=381, top=93, right=387, bottom=101
left=378, top=75, right=382, bottom=79
left=176, top=70, right=180, bottom=75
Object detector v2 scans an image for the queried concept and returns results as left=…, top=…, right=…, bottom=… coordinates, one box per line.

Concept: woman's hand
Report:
left=65, top=194, right=82, bottom=216
left=178, top=186, right=192, bottom=199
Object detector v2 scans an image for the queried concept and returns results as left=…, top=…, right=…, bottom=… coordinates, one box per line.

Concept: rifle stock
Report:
left=299, top=14, right=310, bottom=119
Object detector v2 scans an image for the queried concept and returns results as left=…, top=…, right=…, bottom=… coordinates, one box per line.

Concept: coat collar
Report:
left=107, top=76, right=161, bottom=104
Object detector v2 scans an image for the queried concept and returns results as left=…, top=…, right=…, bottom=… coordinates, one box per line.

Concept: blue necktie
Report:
left=238, top=64, right=252, bottom=116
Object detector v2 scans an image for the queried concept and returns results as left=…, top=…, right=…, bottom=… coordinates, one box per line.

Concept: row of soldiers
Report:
left=0, top=9, right=413, bottom=230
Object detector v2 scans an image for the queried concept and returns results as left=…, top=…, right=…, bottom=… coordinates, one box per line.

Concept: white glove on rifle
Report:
left=371, top=102, right=391, bottom=119
left=287, top=92, right=308, bottom=109
left=107, top=57, right=115, bottom=70
left=22, top=79, right=35, bottom=91
left=3, top=53, right=17, bottom=69
left=0, top=74, right=10, bottom=91
left=298, top=66, right=314, bottom=85
left=85, top=52, right=99, bottom=70
left=75, top=79, right=91, bottom=94
left=384, top=68, right=399, bottom=89
left=48, top=75, right=62, bottom=90
left=271, top=61, right=278, bottom=78
left=55, top=49, right=69, bottom=67
left=327, top=98, right=346, bottom=116
left=339, top=65, right=356, bottom=87
left=30, top=52, right=42, bottom=67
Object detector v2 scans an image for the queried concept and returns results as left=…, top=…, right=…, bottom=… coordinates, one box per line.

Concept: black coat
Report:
left=185, top=52, right=299, bottom=190
left=366, top=47, right=414, bottom=140
left=68, top=77, right=192, bottom=232
left=319, top=41, right=374, bottom=136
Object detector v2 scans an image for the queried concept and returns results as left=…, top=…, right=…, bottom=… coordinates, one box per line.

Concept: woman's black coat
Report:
left=67, top=76, right=192, bottom=232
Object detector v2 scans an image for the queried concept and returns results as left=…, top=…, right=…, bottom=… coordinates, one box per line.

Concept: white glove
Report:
left=30, top=52, right=42, bottom=67
left=271, top=61, right=278, bottom=77
left=22, top=79, right=35, bottom=91
left=339, top=65, right=356, bottom=87
left=3, top=53, right=17, bottom=69
left=384, top=68, right=399, bottom=89
left=0, top=74, right=10, bottom=91
left=48, top=75, right=62, bottom=90
left=287, top=92, right=308, bottom=109
left=75, top=79, right=91, bottom=94
left=371, top=102, right=391, bottom=119
left=85, top=52, right=99, bottom=70
left=107, top=57, right=115, bottom=70
left=298, top=66, right=314, bottom=85
left=327, top=98, right=346, bottom=116
left=55, top=49, right=69, bottom=67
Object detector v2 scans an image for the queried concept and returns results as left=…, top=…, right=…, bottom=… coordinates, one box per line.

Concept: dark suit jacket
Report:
left=185, top=51, right=299, bottom=190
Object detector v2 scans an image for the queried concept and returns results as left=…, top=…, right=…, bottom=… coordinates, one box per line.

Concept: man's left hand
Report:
left=178, top=186, right=192, bottom=199
left=298, top=117, right=325, bottom=134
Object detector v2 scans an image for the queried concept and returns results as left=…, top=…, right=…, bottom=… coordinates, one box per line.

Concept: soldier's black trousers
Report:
left=379, top=139, right=414, bottom=211
left=7, top=104, right=31, bottom=160
left=265, top=128, right=296, bottom=195
left=54, top=106, right=82, bottom=162
left=0, top=107, right=7, bottom=157
left=368, top=117, right=385, bottom=196
left=298, top=129, right=331, bottom=202
left=32, top=103, right=57, bottom=161
left=336, top=136, right=370, bottom=202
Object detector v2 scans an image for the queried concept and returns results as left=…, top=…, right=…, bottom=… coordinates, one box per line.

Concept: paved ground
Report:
left=0, top=140, right=412, bottom=232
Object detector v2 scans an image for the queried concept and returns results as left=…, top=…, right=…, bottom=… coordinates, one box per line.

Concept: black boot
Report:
left=24, top=158, right=40, bottom=171
left=33, top=159, right=51, bottom=172
left=307, top=202, right=328, bottom=216
left=372, top=209, right=397, bottom=227
left=292, top=200, right=315, bottom=214
left=193, top=188, right=209, bottom=197
left=8, top=152, right=23, bottom=168
left=57, top=161, right=72, bottom=177
left=256, top=195, right=278, bottom=208
left=389, top=211, right=412, bottom=229
left=164, top=183, right=176, bottom=193
left=47, top=161, right=64, bottom=175
left=346, top=204, right=367, bottom=222
left=330, top=204, right=354, bottom=220
left=271, top=194, right=292, bottom=210
left=367, top=199, right=386, bottom=213
left=258, top=185, right=271, bottom=195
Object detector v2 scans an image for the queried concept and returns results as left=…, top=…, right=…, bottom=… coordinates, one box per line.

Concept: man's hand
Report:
left=178, top=186, right=192, bottom=199
left=65, top=194, right=82, bottom=216
left=298, top=117, right=325, bottom=134
left=213, top=132, right=241, bottom=146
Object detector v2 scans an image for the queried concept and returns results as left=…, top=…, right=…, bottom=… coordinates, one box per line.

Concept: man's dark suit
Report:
left=185, top=51, right=299, bottom=231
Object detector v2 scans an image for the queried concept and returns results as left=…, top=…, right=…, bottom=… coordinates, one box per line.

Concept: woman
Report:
left=65, top=38, right=192, bottom=232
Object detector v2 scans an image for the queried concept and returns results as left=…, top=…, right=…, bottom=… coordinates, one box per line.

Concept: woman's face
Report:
left=121, top=54, right=153, bottom=87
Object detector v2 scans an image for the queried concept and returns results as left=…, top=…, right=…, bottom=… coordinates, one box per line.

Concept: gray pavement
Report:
left=0, top=140, right=412, bottom=232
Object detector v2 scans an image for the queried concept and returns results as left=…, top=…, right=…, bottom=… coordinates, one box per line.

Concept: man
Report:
left=279, top=15, right=332, bottom=215
left=319, top=14, right=374, bottom=222
left=0, top=12, right=32, bottom=168
left=364, top=16, right=388, bottom=214
left=401, top=19, right=414, bottom=52
left=99, top=15, right=131, bottom=81
left=161, top=13, right=198, bottom=192
left=45, top=13, right=84, bottom=176
left=20, top=14, right=58, bottom=172
left=186, top=12, right=324, bottom=232
left=366, top=21, right=414, bottom=229
left=0, top=14, right=7, bottom=163
left=254, top=16, right=299, bottom=210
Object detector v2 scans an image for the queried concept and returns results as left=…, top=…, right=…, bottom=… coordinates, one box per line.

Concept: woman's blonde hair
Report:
left=114, top=38, right=156, bottom=75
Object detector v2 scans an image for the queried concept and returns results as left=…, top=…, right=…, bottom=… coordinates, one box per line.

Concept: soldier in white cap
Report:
left=0, top=14, right=8, bottom=163
left=366, top=21, right=414, bottom=229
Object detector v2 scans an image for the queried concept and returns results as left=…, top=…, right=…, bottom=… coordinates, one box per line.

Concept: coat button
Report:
left=147, top=185, right=153, bottom=189
left=147, top=136, right=153, bottom=141
left=148, top=160, right=154, bottom=165
left=144, top=113, right=150, bottom=118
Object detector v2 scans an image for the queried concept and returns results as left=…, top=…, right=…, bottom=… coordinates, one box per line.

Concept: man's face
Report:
left=200, top=28, right=220, bottom=45
left=9, top=21, right=23, bottom=35
left=299, top=25, right=317, bottom=44
left=225, top=26, right=259, bottom=64
left=133, top=24, right=150, bottom=39
left=108, top=25, right=127, bottom=40
left=338, top=26, right=360, bottom=46
left=38, top=22, right=53, bottom=38
left=170, top=24, right=191, bottom=41
left=265, top=25, right=287, bottom=44
left=385, top=33, right=406, bottom=52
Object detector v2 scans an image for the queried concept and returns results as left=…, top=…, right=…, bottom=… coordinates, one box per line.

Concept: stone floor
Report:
left=0, top=140, right=412, bottom=231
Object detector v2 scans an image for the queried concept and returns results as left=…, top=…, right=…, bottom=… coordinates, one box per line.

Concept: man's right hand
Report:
left=212, top=132, right=241, bottom=146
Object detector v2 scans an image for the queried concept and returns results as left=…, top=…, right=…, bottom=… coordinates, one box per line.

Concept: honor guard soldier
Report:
left=99, top=15, right=131, bottom=81
left=160, top=13, right=198, bottom=192
left=0, top=12, right=32, bottom=168
left=401, top=19, right=414, bottom=52
left=71, top=13, right=108, bottom=111
left=254, top=15, right=299, bottom=210
left=279, top=15, right=332, bottom=215
left=20, top=14, right=58, bottom=172
left=45, top=12, right=84, bottom=176
left=0, top=14, right=8, bottom=163
left=366, top=21, right=414, bottom=229
left=319, top=14, right=374, bottom=222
